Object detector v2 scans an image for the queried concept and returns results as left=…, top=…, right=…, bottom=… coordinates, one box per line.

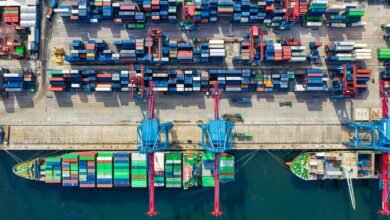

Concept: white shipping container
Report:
left=226, top=77, right=242, bottom=80
left=71, top=84, right=80, bottom=88
left=290, top=57, right=307, bottom=62
left=4, top=73, right=22, bottom=77
left=305, top=22, right=322, bottom=27
left=291, top=46, right=306, bottom=51
left=335, top=46, right=354, bottom=51
left=335, top=41, right=355, bottom=46
left=336, top=53, right=353, bottom=57
left=54, top=8, right=71, bottom=13
left=95, top=87, right=112, bottom=92
left=20, top=13, right=36, bottom=21
left=354, top=49, right=371, bottom=53
left=71, top=9, right=79, bottom=14
left=70, top=70, right=79, bottom=74
left=210, top=52, right=226, bottom=57
left=350, top=21, right=366, bottom=27
left=353, top=44, right=367, bottom=48
left=329, top=23, right=347, bottom=28
left=20, top=21, right=36, bottom=28
left=209, top=39, right=224, bottom=45
left=209, top=44, right=225, bottom=49
left=209, top=49, right=225, bottom=53
left=21, top=6, right=37, bottom=13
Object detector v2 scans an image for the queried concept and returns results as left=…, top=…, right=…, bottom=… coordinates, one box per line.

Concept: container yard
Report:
left=1, top=0, right=390, bottom=218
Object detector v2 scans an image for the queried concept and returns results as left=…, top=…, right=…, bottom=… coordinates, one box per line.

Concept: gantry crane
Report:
left=137, top=81, right=173, bottom=216
left=147, top=28, right=162, bottom=64
left=198, top=82, right=234, bottom=216
left=181, top=0, right=196, bottom=31
left=0, top=22, right=23, bottom=57
left=279, top=0, right=298, bottom=30
left=248, top=26, right=264, bottom=66
left=129, top=64, right=145, bottom=98
left=343, top=70, right=390, bottom=215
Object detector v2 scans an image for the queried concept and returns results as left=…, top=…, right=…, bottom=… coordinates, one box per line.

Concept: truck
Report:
left=47, top=0, right=57, bottom=20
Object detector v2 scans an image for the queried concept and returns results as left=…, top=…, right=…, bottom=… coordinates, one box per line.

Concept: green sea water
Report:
left=0, top=151, right=386, bottom=220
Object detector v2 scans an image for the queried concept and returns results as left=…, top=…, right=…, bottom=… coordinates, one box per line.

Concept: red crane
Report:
left=211, top=82, right=222, bottom=216
left=147, top=81, right=157, bottom=216
left=249, top=26, right=264, bottom=63
left=0, top=22, right=20, bottom=57
left=148, top=28, right=162, bottom=63
left=379, top=79, right=390, bottom=215
left=182, top=0, right=196, bottom=23
left=285, top=0, right=300, bottom=22
left=129, top=64, right=145, bottom=97
left=343, top=64, right=358, bottom=98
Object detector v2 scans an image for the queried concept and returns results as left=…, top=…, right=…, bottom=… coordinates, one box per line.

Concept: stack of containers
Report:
left=209, top=40, right=225, bottom=62
left=305, top=0, right=327, bottom=27
left=1, top=70, right=36, bottom=93
left=44, top=157, right=61, bottom=183
left=114, top=152, right=130, bottom=187
left=325, top=41, right=372, bottom=61
left=62, top=153, right=79, bottom=187
left=20, top=5, right=39, bottom=53
left=201, top=152, right=215, bottom=187
left=79, top=152, right=96, bottom=188
left=264, top=73, right=273, bottom=91
left=177, top=42, right=193, bottom=62
left=290, top=45, right=307, bottom=62
left=329, top=65, right=371, bottom=95
left=272, top=72, right=280, bottom=91
left=299, top=0, right=308, bottom=15
left=304, top=69, right=328, bottom=91
left=378, top=48, right=390, bottom=60
left=112, top=3, right=145, bottom=27
left=3, top=7, right=19, bottom=23
left=168, top=0, right=177, bottom=22
left=165, top=153, right=182, bottom=188
left=218, top=0, right=234, bottom=17
left=209, top=0, right=218, bottom=22
left=131, top=153, right=147, bottom=188
left=219, top=153, right=234, bottom=183
left=154, top=153, right=165, bottom=187
left=344, top=8, right=365, bottom=27
left=225, top=70, right=242, bottom=92
left=97, top=152, right=113, bottom=188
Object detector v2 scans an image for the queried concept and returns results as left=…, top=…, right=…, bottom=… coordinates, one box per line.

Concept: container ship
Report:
left=289, top=151, right=379, bottom=180
left=13, top=151, right=234, bottom=189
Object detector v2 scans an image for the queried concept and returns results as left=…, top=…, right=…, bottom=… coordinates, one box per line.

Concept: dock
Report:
left=3, top=123, right=349, bottom=150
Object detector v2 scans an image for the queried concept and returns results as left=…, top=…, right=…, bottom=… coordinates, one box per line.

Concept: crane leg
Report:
left=379, top=153, right=390, bottom=215
left=211, top=153, right=222, bottom=216
left=147, top=153, right=157, bottom=216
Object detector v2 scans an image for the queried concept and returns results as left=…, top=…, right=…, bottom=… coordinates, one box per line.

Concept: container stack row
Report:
left=114, top=152, right=130, bottom=187
left=45, top=157, right=62, bottom=184
left=326, top=41, right=372, bottom=61
left=47, top=67, right=371, bottom=95
left=131, top=153, right=147, bottom=188
left=97, top=152, right=113, bottom=188
left=219, top=153, right=235, bottom=183
left=165, top=153, right=182, bottom=188
left=378, top=48, right=390, bottom=60
left=154, top=153, right=165, bottom=187
left=0, top=71, right=36, bottom=93
left=304, top=0, right=327, bottom=27
left=53, top=0, right=366, bottom=29
left=79, top=152, right=96, bottom=188
left=325, top=3, right=365, bottom=28
left=201, top=152, right=215, bottom=187
left=62, top=153, right=79, bottom=187
left=303, top=69, right=328, bottom=92
left=329, top=65, right=371, bottom=96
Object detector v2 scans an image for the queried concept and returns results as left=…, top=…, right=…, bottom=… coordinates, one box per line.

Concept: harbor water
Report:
left=0, top=151, right=385, bottom=220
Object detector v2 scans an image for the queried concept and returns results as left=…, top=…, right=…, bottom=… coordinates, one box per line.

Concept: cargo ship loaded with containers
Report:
left=13, top=151, right=235, bottom=189
left=289, top=151, right=380, bottom=181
